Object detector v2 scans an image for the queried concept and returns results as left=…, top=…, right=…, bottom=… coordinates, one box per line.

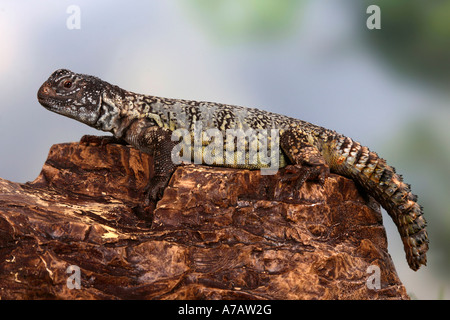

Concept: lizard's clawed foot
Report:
left=143, top=175, right=171, bottom=206
left=281, top=164, right=330, bottom=190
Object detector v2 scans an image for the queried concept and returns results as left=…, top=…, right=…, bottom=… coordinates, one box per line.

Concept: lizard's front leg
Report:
left=279, top=128, right=330, bottom=189
left=122, top=122, right=179, bottom=204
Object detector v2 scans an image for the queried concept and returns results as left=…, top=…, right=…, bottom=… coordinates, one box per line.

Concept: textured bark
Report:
left=0, top=138, right=409, bottom=299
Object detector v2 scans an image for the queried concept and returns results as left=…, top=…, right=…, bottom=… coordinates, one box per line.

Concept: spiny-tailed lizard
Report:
left=37, top=69, right=428, bottom=271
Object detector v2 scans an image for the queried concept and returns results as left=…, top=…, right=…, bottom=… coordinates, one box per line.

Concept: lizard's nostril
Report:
left=38, top=83, right=53, bottom=101
left=39, top=83, right=52, bottom=95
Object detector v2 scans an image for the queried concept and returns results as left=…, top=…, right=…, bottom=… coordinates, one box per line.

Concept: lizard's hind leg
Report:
left=279, top=128, right=330, bottom=190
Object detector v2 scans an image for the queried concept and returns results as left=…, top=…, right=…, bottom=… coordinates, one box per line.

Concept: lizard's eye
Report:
left=63, top=80, right=72, bottom=88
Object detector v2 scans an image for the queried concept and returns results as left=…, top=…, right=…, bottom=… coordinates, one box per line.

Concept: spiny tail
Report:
left=327, top=135, right=428, bottom=271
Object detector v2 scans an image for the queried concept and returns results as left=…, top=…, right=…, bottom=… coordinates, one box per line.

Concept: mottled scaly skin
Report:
left=37, top=69, right=428, bottom=271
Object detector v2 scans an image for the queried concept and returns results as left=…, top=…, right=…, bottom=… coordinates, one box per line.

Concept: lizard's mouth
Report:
left=37, top=82, right=68, bottom=112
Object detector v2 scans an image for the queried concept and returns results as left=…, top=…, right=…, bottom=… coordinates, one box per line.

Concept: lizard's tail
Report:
left=327, top=135, right=428, bottom=271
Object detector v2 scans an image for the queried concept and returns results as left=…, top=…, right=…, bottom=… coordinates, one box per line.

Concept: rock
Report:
left=0, top=138, right=409, bottom=299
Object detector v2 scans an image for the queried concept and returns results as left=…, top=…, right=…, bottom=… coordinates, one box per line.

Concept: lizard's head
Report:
left=37, top=69, right=106, bottom=127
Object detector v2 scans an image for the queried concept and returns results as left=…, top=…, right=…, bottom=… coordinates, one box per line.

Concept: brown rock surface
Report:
left=0, top=138, right=409, bottom=299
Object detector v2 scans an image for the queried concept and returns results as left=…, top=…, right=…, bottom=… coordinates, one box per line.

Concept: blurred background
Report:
left=0, top=0, right=448, bottom=299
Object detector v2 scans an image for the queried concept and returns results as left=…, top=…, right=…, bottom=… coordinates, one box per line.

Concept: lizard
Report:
left=37, top=69, right=428, bottom=271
